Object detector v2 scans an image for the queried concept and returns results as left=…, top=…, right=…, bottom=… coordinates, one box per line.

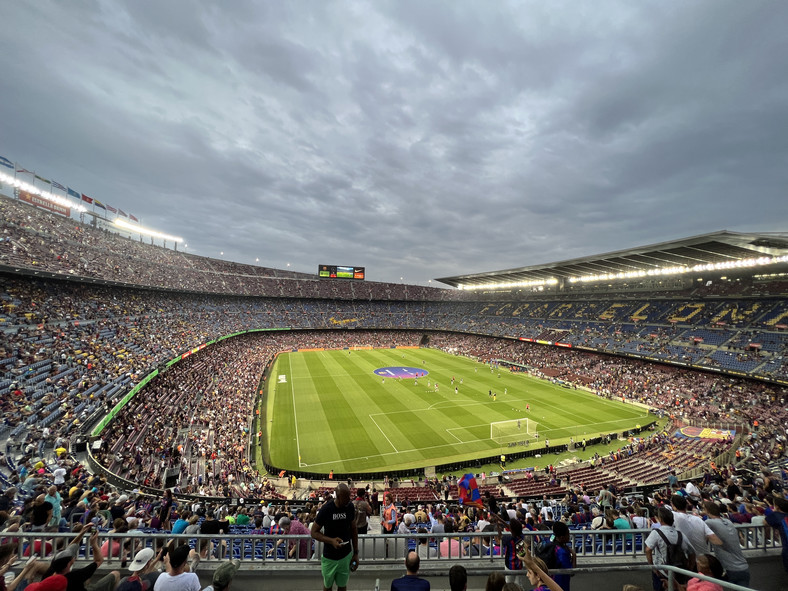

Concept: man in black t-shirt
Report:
left=48, top=527, right=120, bottom=591
left=311, top=484, right=359, bottom=591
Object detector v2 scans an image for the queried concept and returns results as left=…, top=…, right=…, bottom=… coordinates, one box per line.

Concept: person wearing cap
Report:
left=24, top=574, right=69, bottom=591
left=46, top=525, right=120, bottom=591
left=201, top=559, right=239, bottom=591
left=268, top=516, right=312, bottom=559
left=116, top=548, right=159, bottom=591
left=110, top=495, right=130, bottom=521
left=153, top=544, right=200, bottom=591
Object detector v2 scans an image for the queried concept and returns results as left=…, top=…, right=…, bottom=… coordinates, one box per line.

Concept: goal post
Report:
left=490, top=418, right=537, bottom=444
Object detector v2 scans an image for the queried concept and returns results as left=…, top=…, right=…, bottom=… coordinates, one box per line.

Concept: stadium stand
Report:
left=1, top=192, right=786, bottom=588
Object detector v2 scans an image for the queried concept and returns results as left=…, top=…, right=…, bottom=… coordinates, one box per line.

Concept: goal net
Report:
left=490, top=418, right=537, bottom=444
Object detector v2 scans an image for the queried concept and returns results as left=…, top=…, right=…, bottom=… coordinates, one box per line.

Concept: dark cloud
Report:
left=1, top=0, right=787, bottom=285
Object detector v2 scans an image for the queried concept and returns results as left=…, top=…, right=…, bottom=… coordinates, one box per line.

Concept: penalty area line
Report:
left=369, top=414, right=399, bottom=453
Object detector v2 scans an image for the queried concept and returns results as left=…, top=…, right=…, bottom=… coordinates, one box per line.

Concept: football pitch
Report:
left=261, top=348, right=650, bottom=474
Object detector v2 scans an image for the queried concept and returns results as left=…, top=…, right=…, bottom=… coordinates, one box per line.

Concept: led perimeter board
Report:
left=318, top=264, right=365, bottom=280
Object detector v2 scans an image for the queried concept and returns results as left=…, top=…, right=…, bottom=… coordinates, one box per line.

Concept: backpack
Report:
left=534, top=540, right=560, bottom=569
left=655, top=529, right=693, bottom=583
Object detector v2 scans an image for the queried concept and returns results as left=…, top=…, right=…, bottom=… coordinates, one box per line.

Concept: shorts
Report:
left=321, top=552, right=352, bottom=589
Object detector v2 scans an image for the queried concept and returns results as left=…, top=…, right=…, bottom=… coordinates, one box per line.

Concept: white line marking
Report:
left=445, top=428, right=464, bottom=443
left=368, top=414, right=399, bottom=452
left=288, top=356, right=302, bottom=464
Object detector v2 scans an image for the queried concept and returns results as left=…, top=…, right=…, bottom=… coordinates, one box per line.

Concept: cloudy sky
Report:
left=1, top=1, right=787, bottom=285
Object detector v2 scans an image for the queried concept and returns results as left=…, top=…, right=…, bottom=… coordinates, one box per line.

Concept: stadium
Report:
left=0, top=180, right=786, bottom=589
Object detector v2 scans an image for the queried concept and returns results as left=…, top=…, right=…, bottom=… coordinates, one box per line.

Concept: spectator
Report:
left=310, top=483, right=359, bottom=591
left=523, top=555, right=564, bottom=591
left=645, top=507, right=695, bottom=591
left=24, top=575, right=69, bottom=591
left=764, top=496, right=788, bottom=574
left=382, top=493, right=397, bottom=534
left=390, top=550, right=429, bottom=591
left=550, top=522, right=575, bottom=591
left=416, top=528, right=437, bottom=560
left=499, top=518, right=525, bottom=586
left=269, top=516, right=312, bottom=559
left=438, top=521, right=464, bottom=558
left=701, top=501, right=750, bottom=587
left=46, top=527, right=120, bottom=591
left=116, top=547, right=159, bottom=591
left=485, top=572, right=506, bottom=591
left=201, top=559, right=239, bottom=591
left=353, top=489, right=372, bottom=535
left=448, top=565, right=467, bottom=591
left=670, top=495, right=722, bottom=555
left=686, top=554, right=725, bottom=591
left=153, top=544, right=199, bottom=591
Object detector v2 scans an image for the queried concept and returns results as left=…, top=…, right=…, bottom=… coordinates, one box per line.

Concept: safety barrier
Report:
left=3, top=523, right=780, bottom=571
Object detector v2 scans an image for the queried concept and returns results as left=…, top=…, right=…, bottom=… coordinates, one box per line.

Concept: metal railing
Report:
left=535, top=564, right=757, bottom=591
left=0, top=524, right=780, bottom=572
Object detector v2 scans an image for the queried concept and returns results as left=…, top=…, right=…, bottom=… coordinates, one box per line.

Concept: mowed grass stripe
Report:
left=262, top=348, right=651, bottom=473
left=267, top=355, right=303, bottom=467
left=339, top=350, right=466, bottom=456
left=318, top=351, right=407, bottom=458
left=290, top=353, right=343, bottom=465
left=302, top=352, right=388, bottom=464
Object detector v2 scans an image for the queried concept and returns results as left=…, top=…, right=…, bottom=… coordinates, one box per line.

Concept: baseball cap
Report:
left=213, top=559, right=240, bottom=587
left=25, top=575, right=68, bottom=591
left=54, top=545, right=78, bottom=561
left=128, top=548, right=155, bottom=572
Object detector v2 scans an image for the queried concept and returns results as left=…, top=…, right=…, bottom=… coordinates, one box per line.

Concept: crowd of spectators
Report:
left=2, top=269, right=788, bottom=500
left=94, top=331, right=420, bottom=497
left=1, top=447, right=786, bottom=590
left=0, top=194, right=456, bottom=302
left=2, top=192, right=788, bottom=582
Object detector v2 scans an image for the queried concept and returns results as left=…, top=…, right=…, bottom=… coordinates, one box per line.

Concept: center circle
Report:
left=373, top=366, right=429, bottom=379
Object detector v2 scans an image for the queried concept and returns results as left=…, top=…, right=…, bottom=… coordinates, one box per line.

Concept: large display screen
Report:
left=318, top=265, right=365, bottom=280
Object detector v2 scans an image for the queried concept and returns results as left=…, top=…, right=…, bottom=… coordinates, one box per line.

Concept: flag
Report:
left=457, top=473, right=483, bottom=508
left=16, top=167, right=32, bottom=174
left=0, top=156, right=13, bottom=169
left=129, top=214, right=139, bottom=222
left=34, top=174, right=51, bottom=184
left=117, top=208, right=128, bottom=217
left=106, top=204, right=117, bottom=213
left=81, top=194, right=93, bottom=204
left=68, top=188, right=80, bottom=199
left=51, top=180, right=66, bottom=191
left=93, top=199, right=107, bottom=210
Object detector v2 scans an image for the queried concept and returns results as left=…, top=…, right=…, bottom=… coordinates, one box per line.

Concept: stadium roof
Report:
left=436, top=231, right=788, bottom=289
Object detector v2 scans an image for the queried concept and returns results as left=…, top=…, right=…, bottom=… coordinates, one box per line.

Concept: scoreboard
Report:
left=318, top=265, right=365, bottom=280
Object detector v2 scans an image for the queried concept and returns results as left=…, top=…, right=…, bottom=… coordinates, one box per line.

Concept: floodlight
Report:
left=0, top=171, right=87, bottom=213
left=114, top=218, right=183, bottom=242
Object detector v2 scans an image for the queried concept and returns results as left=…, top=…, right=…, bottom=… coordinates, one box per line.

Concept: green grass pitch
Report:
left=261, top=348, right=650, bottom=474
